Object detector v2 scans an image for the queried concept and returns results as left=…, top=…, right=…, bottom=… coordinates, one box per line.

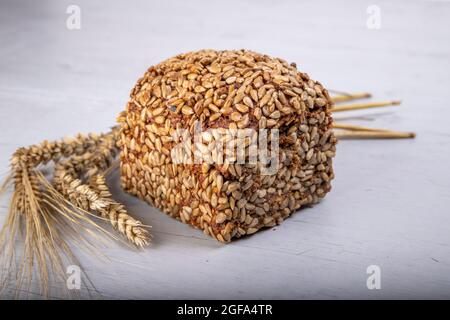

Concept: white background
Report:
left=0, top=0, right=449, bottom=299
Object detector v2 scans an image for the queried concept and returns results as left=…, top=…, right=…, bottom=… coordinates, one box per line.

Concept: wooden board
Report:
left=1, top=0, right=449, bottom=299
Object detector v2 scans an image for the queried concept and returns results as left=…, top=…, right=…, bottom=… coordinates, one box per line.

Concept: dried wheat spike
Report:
left=52, top=135, right=151, bottom=247
left=11, top=129, right=116, bottom=170
left=54, top=138, right=118, bottom=181
left=1, top=127, right=131, bottom=298
left=6, top=128, right=118, bottom=213
left=53, top=169, right=150, bottom=247
left=90, top=175, right=151, bottom=247
left=54, top=169, right=110, bottom=211
left=1, top=160, right=98, bottom=298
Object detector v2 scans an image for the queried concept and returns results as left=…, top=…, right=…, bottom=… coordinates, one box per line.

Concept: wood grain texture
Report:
left=1, top=0, right=449, bottom=299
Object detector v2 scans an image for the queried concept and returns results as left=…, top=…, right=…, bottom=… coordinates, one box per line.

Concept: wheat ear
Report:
left=0, top=127, right=150, bottom=298
left=90, top=175, right=151, bottom=247
left=1, top=141, right=112, bottom=298
left=52, top=130, right=151, bottom=247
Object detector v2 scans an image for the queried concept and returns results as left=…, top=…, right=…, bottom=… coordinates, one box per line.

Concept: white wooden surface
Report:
left=1, top=0, right=450, bottom=299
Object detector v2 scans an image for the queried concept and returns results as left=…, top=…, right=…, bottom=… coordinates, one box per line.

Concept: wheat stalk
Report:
left=51, top=128, right=151, bottom=247
left=334, top=130, right=416, bottom=139
left=0, top=127, right=150, bottom=298
left=53, top=168, right=151, bottom=247
left=11, top=131, right=114, bottom=169
left=332, top=100, right=401, bottom=112
left=90, top=175, right=151, bottom=247
left=330, top=92, right=415, bottom=139
left=332, top=123, right=391, bottom=132
left=0, top=164, right=109, bottom=298
left=331, top=92, right=372, bottom=103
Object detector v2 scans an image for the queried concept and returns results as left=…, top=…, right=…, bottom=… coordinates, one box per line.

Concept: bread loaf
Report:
left=117, top=49, right=337, bottom=242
